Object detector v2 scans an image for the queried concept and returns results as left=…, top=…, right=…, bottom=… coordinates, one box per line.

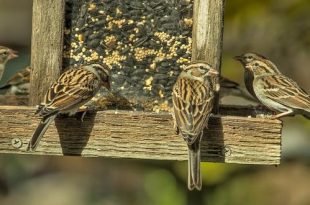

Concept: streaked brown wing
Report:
left=40, top=67, right=99, bottom=114
left=173, top=77, right=213, bottom=143
left=7, top=66, right=30, bottom=85
left=260, top=75, right=310, bottom=110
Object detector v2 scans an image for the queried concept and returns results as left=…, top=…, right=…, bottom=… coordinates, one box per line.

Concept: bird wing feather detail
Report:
left=173, top=78, right=213, bottom=144
left=37, top=68, right=100, bottom=116
left=6, top=66, right=30, bottom=85
left=258, top=75, right=310, bottom=110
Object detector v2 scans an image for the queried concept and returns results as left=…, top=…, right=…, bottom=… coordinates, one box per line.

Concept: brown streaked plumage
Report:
left=234, top=52, right=280, bottom=99
left=6, top=66, right=30, bottom=86
left=27, top=64, right=110, bottom=151
left=253, top=70, right=310, bottom=119
left=236, top=53, right=310, bottom=119
left=172, top=62, right=219, bottom=190
left=0, top=66, right=31, bottom=95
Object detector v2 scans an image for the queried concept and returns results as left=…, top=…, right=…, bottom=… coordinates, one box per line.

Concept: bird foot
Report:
left=174, top=126, right=179, bottom=135
left=171, top=112, right=179, bottom=135
left=269, top=115, right=280, bottom=120
left=75, top=111, right=87, bottom=122
left=269, top=111, right=293, bottom=119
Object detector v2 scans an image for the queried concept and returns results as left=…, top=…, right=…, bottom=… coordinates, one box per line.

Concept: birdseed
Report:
left=64, top=0, right=193, bottom=111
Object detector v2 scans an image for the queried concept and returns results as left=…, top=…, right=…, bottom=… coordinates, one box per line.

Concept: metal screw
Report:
left=11, top=138, right=23, bottom=149
left=222, top=145, right=231, bottom=157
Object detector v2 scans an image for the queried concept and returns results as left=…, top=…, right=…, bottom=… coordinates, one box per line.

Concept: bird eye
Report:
left=1, top=51, right=8, bottom=56
left=247, top=56, right=253, bottom=60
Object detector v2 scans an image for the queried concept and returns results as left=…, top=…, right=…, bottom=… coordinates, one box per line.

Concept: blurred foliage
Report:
left=0, top=0, right=310, bottom=204
left=207, top=162, right=310, bottom=205
left=144, top=169, right=186, bottom=205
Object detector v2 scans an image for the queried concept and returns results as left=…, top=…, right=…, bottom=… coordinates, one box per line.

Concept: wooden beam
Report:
left=0, top=95, right=28, bottom=106
left=191, top=0, right=225, bottom=112
left=0, top=106, right=282, bottom=165
left=30, top=0, right=65, bottom=105
left=191, top=0, right=225, bottom=69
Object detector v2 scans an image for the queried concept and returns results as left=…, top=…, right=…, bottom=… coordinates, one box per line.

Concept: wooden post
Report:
left=191, top=0, right=225, bottom=111
left=191, top=0, right=225, bottom=69
left=30, top=0, right=65, bottom=105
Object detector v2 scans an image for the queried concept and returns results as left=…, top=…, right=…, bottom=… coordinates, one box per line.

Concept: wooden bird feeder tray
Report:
left=0, top=0, right=282, bottom=165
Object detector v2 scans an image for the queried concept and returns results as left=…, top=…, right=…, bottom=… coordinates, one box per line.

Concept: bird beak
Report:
left=8, top=49, right=18, bottom=60
left=234, top=55, right=242, bottom=61
left=208, top=69, right=219, bottom=76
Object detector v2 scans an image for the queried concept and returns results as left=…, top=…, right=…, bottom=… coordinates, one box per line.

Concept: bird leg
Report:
left=271, top=110, right=293, bottom=119
left=171, top=112, right=179, bottom=135
left=75, top=108, right=88, bottom=122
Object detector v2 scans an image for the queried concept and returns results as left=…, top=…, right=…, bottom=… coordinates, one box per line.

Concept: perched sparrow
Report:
left=234, top=53, right=280, bottom=99
left=172, top=62, right=219, bottom=190
left=235, top=53, right=310, bottom=119
left=27, top=64, right=110, bottom=151
left=0, top=46, right=18, bottom=80
left=219, top=76, right=256, bottom=102
left=0, top=66, right=30, bottom=95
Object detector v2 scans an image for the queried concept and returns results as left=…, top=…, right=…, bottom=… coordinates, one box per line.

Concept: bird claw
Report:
left=270, top=115, right=280, bottom=120
left=171, top=112, right=179, bottom=135
left=269, top=111, right=293, bottom=119
left=75, top=111, right=87, bottom=122
left=174, top=126, right=179, bottom=135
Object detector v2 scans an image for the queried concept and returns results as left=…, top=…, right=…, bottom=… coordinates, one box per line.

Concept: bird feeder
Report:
left=0, top=0, right=282, bottom=165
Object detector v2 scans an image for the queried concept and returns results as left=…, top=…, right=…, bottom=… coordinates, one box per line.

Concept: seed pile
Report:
left=64, top=0, right=193, bottom=111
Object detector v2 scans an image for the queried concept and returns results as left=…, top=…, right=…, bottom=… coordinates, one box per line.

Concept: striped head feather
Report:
left=182, top=62, right=218, bottom=83
left=84, top=63, right=111, bottom=90
left=234, top=52, right=281, bottom=75
left=0, top=46, right=18, bottom=64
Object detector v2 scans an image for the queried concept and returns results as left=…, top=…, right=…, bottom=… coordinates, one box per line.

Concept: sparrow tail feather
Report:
left=27, top=114, right=57, bottom=152
left=188, top=140, right=202, bottom=191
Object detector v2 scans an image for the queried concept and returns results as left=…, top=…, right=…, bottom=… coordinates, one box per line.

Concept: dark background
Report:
left=0, top=0, right=310, bottom=204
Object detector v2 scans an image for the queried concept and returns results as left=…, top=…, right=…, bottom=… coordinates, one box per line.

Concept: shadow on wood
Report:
left=55, top=112, right=96, bottom=156
left=0, top=106, right=282, bottom=165
left=202, top=117, right=225, bottom=162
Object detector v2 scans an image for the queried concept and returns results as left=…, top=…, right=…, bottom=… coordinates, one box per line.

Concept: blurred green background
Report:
left=1, top=0, right=310, bottom=204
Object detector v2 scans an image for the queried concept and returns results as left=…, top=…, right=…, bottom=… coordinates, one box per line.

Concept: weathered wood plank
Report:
left=191, top=0, right=225, bottom=70
left=30, top=0, right=65, bottom=105
left=191, top=0, right=225, bottom=111
left=0, top=95, right=28, bottom=106
left=0, top=106, right=282, bottom=165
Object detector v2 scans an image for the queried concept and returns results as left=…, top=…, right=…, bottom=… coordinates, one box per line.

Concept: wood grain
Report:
left=191, top=0, right=225, bottom=112
left=0, top=95, right=28, bottom=106
left=0, top=106, right=282, bottom=165
left=30, top=0, right=65, bottom=105
left=191, top=0, right=225, bottom=69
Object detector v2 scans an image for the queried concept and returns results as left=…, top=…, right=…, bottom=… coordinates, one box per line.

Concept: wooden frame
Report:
left=0, top=0, right=282, bottom=165
left=30, top=0, right=65, bottom=105
left=0, top=106, right=281, bottom=164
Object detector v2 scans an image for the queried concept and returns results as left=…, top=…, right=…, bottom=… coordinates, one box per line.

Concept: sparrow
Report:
left=172, top=61, right=219, bottom=190
left=27, top=63, right=111, bottom=151
left=0, top=46, right=18, bottom=80
left=219, top=76, right=256, bottom=102
left=235, top=53, right=310, bottom=119
left=0, top=66, right=30, bottom=95
left=234, top=52, right=281, bottom=99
